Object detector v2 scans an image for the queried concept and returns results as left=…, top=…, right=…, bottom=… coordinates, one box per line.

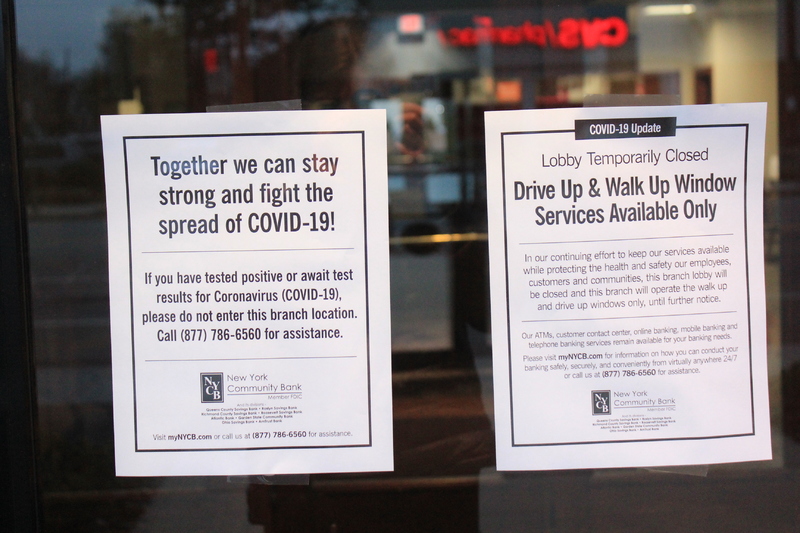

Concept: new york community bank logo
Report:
left=592, top=390, right=610, bottom=415
left=201, top=373, right=224, bottom=403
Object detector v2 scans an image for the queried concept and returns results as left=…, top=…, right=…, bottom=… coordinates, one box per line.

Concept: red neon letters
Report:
left=439, top=16, right=629, bottom=49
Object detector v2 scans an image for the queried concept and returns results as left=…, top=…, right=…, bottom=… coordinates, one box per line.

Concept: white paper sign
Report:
left=101, top=110, right=392, bottom=476
left=485, top=104, right=770, bottom=470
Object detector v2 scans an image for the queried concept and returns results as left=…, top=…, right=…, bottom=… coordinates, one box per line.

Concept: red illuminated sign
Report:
left=398, top=13, right=425, bottom=34
left=203, top=48, right=219, bottom=74
left=439, top=16, right=629, bottom=50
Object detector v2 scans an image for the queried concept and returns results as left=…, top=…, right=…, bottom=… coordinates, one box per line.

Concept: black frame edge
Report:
left=0, top=0, right=41, bottom=529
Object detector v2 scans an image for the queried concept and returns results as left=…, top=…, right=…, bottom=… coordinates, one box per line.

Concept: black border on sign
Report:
left=121, top=130, right=373, bottom=453
left=500, top=123, right=755, bottom=447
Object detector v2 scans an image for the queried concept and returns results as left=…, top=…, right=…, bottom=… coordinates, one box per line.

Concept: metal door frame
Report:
left=0, top=0, right=41, bottom=529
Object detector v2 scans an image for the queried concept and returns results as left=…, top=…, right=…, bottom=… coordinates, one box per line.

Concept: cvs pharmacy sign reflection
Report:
left=439, top=15, right=629, bottom=50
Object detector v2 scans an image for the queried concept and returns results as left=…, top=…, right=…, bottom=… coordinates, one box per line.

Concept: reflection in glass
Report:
left=14, top=0, right=790, bottom=531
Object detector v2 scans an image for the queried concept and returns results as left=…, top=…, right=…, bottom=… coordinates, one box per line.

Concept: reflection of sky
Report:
left=15, top=0, right=137, bottom=72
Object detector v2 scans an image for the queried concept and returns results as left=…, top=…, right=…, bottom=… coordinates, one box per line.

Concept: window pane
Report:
left=15, top=0, right=793, bottom=531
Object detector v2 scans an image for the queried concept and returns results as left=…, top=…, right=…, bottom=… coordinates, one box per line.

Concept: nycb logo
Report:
left=592, top=390, right=610, bottom=415
left=201, top=373, right=224, bottom=403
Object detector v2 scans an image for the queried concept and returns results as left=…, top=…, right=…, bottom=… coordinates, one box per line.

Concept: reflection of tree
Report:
left=100, top=8, right=187, bottom=113
left=19, top=5, right=189, bottom=134
left=18, top=0, right=368, bottom=133
left=18, top=53, right=74, bottom=137
left=17, top=52, right=104, bottom=204
left=141, top=0, right=366, bottom=109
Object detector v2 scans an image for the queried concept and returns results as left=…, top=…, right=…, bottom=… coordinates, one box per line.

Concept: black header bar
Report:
left=575, top=117, right=677, bottom=140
